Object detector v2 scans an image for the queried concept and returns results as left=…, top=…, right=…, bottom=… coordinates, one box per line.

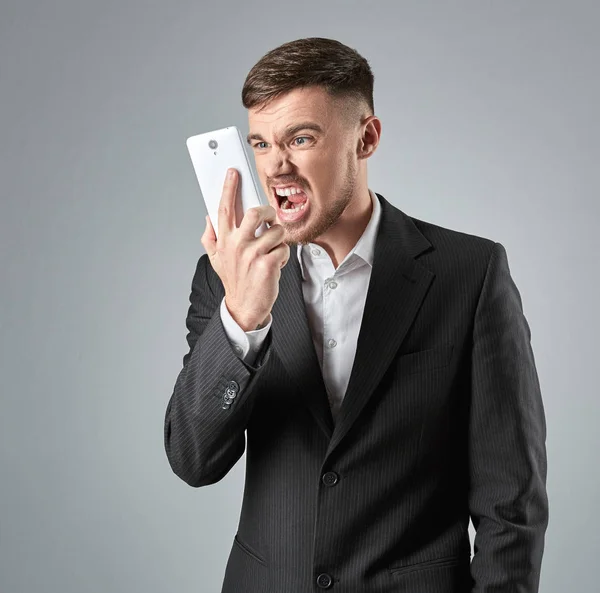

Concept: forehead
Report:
left=247, top=86, right=338, bottom=134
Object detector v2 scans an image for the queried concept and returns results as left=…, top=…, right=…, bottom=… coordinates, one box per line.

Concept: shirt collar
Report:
left=296, top=189, right=381, bottom=280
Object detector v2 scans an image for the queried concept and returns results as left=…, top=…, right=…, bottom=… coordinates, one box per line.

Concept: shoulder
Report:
left=412, top=215, right=496, bottom=256
left=407, top=214, right=501, bottom=287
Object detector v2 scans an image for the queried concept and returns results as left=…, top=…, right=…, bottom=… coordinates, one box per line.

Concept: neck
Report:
left=312, top=186, right=373, bottom=269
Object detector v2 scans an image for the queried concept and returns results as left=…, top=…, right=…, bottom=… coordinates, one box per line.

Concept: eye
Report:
left=253, top=141, right=268, bottom=149
left=293, top=136, right=311, bottom=146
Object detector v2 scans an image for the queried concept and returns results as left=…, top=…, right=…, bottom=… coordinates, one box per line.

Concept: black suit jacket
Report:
left=164, top=193, right=548, bottom=593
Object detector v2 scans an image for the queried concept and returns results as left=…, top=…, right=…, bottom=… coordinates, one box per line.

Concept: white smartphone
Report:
left=186, top=126, right=268, bottom=240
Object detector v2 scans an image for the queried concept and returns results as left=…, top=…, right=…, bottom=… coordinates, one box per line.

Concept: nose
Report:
left=264, top=145, right=295, bottom=179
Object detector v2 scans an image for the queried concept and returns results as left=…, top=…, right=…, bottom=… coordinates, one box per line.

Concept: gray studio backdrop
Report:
left=1, top=1, right=598, bottom=592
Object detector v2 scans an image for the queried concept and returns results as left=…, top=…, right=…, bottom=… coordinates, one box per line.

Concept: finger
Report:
left=217, top=168, right=239, bottom=238
left=201, top=215, right=217, bottom=255
left=253, top=224, right=286, bottom=256
left=239, top=204, right=278, bottom=240
left=266, top=242, right=290, bottom=268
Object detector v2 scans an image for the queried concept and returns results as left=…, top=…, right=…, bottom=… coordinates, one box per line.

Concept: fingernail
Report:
left=228, top=169, right=235, bottom=179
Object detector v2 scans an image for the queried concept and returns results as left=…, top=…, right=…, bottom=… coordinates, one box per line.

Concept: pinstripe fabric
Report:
left=164, top=193, right=548, bottom=593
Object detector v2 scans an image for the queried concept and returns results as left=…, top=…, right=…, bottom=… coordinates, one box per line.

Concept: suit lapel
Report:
left=327, top=195, right=435, bottom=455
left=271, top=249, right=335, bottom=438
left=272, top=193, right=434, bottom=451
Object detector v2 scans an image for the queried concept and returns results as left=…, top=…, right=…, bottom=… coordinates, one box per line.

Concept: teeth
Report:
left=275, top=186, right=302, bottom=197
left=281, top=199, right=307, bottom=212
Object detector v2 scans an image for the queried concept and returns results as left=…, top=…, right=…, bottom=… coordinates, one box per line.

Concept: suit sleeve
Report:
left=220, top=295, right=272, bottom=366
left=468, top=242, right=549, bottom=592
left=164, top=253, right=273, bottom=487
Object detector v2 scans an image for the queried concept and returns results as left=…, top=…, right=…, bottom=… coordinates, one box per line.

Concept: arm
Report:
left=220, top=296, right=272, bottom=367
left=164, top=253, right=273, bottom=487
left=468, top=242, right=549, bottom=592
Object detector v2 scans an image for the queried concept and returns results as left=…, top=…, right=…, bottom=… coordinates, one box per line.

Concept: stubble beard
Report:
left=283, top=154, right=358, bottom=248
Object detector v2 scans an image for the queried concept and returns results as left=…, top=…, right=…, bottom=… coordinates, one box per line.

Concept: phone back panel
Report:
left=186, top=126, right=266, bottom=239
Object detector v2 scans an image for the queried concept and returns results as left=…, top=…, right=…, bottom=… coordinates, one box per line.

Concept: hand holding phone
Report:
left=186, top=126, right=268, bottom=240
left=201, top=168, right=290, bottom=331
left=188, top=125, right=289, bottom=330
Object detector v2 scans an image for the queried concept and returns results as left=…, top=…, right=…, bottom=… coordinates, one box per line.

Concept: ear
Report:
left=357, top=115, right=382, bottom=159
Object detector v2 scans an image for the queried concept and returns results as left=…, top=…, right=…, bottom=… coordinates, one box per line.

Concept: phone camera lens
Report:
left=208, top=139, right=218, bottom=150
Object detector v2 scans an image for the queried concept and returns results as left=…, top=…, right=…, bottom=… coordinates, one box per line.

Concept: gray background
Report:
left=1, top=1, right=598, bottom=591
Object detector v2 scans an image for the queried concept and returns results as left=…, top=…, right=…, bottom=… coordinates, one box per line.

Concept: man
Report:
left=164, top=37, right=548, bottom=593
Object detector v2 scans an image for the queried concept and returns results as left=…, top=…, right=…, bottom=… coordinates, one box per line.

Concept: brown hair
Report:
left=242, top=37, right=374, bottom=120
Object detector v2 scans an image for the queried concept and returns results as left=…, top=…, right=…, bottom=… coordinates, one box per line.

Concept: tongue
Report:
left=287, top=191, right=308, bottom=204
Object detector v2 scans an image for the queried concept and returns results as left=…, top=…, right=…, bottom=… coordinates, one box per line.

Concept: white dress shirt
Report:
left=219, top=189, right=382, bottom=422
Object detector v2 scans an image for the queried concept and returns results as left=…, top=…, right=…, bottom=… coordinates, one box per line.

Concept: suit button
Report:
left=316, top=573, right=333, bottom=588
left=322, top=471, right=339, bottom=486
left=227, top=380, right=239, bottom=392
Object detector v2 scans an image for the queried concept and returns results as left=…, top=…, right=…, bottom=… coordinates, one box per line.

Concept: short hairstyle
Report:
left=242, top=37, right=374, bottom=120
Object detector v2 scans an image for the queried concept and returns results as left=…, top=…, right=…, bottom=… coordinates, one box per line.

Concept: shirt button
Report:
left=327, top=339, right=337, bottom=349
left=322, top=471, right=339, bottom=486
left=328, top=281, right=338, bottom=289
left=311, top=248, right=321, bottom=256
left=316, top=573, right=333, bottom=588
left=233, top=345, right=243, bottom=354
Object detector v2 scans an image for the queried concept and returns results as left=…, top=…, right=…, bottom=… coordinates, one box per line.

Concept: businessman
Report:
left=164, top=37, right=548, bottom=592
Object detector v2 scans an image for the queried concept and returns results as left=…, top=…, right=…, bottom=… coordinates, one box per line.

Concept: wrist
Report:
left=225, top=298, right=269, bottom=332
left=253, top=315, right=270, bottom=331
left=240, top=315, right=270, bottom=332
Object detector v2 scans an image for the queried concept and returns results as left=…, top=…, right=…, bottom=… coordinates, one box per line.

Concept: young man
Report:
left=164, top=37, right=548, bottom=593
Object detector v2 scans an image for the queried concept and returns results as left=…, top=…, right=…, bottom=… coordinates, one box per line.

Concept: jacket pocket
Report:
left=233, top=534, right=268, bottom=566
left=388, top=554, right=460, bottom=576
left=395, top=344, right=454, bottom=375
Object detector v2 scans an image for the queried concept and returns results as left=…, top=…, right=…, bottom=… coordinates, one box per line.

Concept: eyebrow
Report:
left=246, top=122, right=324, bottom=145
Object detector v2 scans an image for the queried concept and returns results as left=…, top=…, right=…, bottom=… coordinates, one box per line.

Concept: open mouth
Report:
left=272, top=186, right=310, bottom=221
left=272, top=186, right=308, bottom=207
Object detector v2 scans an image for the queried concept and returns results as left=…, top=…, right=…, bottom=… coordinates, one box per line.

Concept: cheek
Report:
left=255, top=170, right=269, bottom=195
left=299, top=152, right=333, bottom=186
